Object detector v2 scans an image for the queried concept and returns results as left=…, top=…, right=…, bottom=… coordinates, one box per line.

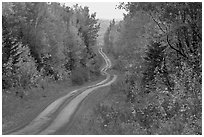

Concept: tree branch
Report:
left=167, top=34, right=188, bottom=59
left=149, top=12, right=189, bottom=59
left=149, top=12, right=166, bottom=34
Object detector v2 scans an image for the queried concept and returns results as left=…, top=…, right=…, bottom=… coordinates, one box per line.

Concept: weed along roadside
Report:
left=6, top=46, right=116, bottom=135
left=2, top=2, right=202, bottom=135
left=3, top=76, right=105, bottom=134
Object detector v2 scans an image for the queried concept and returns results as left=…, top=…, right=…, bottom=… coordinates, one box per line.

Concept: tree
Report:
left=142, top=41, right=170, bottom=93
left=2, top=2, right=102, bottom=93
left=100, top=2, right=202, bottom=134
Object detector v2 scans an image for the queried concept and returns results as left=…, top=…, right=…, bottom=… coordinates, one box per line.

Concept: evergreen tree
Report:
left=142, top=41, right=172, bottom=93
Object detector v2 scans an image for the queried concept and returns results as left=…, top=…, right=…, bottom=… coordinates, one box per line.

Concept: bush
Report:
left=112, top=59, right=125, bottom=72
left=71, top=67, right=89, bottom=85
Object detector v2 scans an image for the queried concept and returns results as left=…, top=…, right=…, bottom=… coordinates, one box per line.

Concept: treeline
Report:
left=103, top=2, right=201, bottom=134
left=2, top=2, right=101, bottom=97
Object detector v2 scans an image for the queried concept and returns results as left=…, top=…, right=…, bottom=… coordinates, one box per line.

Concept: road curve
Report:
left=10, top=46, right=117, bottom=135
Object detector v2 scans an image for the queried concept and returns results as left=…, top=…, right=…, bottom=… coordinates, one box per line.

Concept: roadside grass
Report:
left=59, top=70, right=202, bottom=135
left=62, top=74, right=129, bottom=135
left=68, top=72, right=202, bottom=135
left=57, top=82, right=113, bottom=135
left=2, top=75, right=105, bottom=134
left=63, top=74, right=152, bottom=135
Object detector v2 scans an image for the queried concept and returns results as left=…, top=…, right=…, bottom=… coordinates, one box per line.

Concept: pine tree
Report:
left=142, top=41, right=168, bottom=93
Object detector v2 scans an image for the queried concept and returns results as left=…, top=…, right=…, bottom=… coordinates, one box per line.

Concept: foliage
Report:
left=2, top=2, right=101, bottom=97
left=101, top=2, right=202, bottom=135
left=70, top=67, right=89, bottom=85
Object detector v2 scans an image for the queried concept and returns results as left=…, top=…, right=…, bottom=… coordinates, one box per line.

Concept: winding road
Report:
left=11, top=46, right=117, bottom=135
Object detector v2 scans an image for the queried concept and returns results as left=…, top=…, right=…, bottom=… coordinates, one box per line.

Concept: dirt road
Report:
left=10, top=47, right=117, bottom=135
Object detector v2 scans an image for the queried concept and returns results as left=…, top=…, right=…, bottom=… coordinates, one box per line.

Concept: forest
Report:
left=2, top=2, right=101, bottom=96
left=2, top=2, right=202, bottom=135
left=91, top=2, right=202, bottom=135
left=2, top=2, right=103, bottom=132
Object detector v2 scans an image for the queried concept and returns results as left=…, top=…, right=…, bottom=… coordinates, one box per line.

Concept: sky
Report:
left=65, top=2, right=127, bottom=20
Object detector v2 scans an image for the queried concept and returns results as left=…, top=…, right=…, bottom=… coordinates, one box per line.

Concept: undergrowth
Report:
left=88, top=77, right=202, bottom=135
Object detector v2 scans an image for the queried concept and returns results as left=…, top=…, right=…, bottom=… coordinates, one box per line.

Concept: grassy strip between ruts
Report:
left=2, top=75, right=105, bottom=134
left=55, top=73, right=123, bottom=134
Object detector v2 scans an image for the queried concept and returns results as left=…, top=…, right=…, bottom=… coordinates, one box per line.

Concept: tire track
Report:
left=10, top=46, right=116, bottom=135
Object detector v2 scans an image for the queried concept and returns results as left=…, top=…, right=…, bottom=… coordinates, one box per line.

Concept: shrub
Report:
left=71, top=67, right=89, bottom=85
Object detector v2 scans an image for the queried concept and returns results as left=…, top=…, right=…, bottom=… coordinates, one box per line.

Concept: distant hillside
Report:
left=97, top=19, right=111, bottom=45
left=97, top=19, right=121, bottom=46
